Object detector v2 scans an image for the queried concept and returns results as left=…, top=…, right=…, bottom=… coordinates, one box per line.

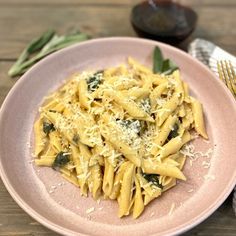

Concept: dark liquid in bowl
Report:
left=131, top=0, right=197, bottom=45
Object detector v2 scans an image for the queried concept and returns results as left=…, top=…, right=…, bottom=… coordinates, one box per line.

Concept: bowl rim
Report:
left=0, top=36, right=236, bottom=236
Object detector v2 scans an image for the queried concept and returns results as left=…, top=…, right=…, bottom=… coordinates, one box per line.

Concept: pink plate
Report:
left=0, top=37, right=236, bottom=236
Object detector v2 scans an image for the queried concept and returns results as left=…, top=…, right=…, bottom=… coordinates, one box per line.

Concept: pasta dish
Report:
left=34, top=57, right=208, bottom=218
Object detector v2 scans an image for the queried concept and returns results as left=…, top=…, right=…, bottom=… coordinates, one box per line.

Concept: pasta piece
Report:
left=91, top=163, right=102, bottom=200
left=34, top=117, right=47, bottom=157
left=151, top=74, right=168, bottom=86
left=156, top=131, right=191, bottom=159
left=128, top=57, right=153, bottom=75
left=172, top=70, right=184, bottom=103
left=103, top=158, right=115, bottom=197
left=35, top=158, right=54, bottom=166
left=49, top=131, right=62, bottom=152
left=44, top=111, right=76, bottom=144
left=162, top=178, right=177, bottom=192
left=151, top=115, right=177, bottom=155
left=78, top=79, right=90, bottom=109
left=178, top=104, right=186, bottom=117
left=110, top=161, right=129, bottom=200
left=182, top=103, right=194, bottom=129
left=126, top=88, right=150, bottom=100
left=150, top=82, right=168, bottom=109
left=118, top=163, right=135, bottom=217
left=41, top=100, right=65, bottom=113
left=175, top=154, right=187, bottom=170
left=183, top=82, right=191, bottom=103
left=100, top=129, right=141, bottom=167
left=144, top=186, right=162, bottom=206
left=156, top=93, right=180, bottom=126
left=107, top=91, right=154, bottom=122
left=136, top=174, right=161, bottom=206
left=133, top=175, right=144, bottom=218
left=191, top=98, right=208, bottom=139
left=61, top=173, right=80, bottom=187
left=142, top=159, right=186, bottom=180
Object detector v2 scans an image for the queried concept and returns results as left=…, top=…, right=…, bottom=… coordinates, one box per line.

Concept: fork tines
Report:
left=217, top=60, right=236, bottom=97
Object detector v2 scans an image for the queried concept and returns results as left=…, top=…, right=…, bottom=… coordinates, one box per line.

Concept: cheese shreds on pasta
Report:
left=33, top=57, right=209, bottom=219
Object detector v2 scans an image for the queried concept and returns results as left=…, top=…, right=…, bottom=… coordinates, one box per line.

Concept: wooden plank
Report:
left=0, top=5, right=136, bottom=59
left=0, top=5, right=236, bottom=60
left=185, top=195, right=236, bottom=236
left=0, top=179, right=58, bottom=235
left=0, top=0, right=235, bottom=6
left=0, top=62, right=17, bottom=105
left=1, top=177, right=235, bottom=235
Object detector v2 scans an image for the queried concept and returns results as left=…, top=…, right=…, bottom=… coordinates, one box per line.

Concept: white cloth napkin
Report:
left=188, top=38, right=236, bottom=215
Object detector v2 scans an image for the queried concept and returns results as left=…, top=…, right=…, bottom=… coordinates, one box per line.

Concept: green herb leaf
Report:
left=8, top=30, right=55, bottom=77
left=87, top=71, right=103, bottom=92
left=8, top=30, right=89, bottom=78
left=142, top=173, right=163, bottom=189
left=153, top=46, right=178, bottom=74
left=162, top=59, right=178, bottom=75
left=27, top=29, right=55, bottom=53
left=52, top=152, right=70, bottom=169
left=153, top=46, right=164, bottom=73
left=167, top=123, right=179, bottom=141
left=43, top=121, right=55, bottom=135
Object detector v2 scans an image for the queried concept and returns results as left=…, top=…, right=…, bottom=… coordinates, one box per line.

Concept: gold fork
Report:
left=217, top=60, right=236, bottom=97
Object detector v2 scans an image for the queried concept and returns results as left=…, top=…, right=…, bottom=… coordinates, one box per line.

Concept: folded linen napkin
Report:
left=188, top=38, right=236, bottom=215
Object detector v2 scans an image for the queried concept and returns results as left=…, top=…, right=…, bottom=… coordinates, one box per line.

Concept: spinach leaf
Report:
left=167, top=123, right=179, bottom=141
left=52, top=152, right=70, bottom=169
left=87, top=71, right=103, bottom=92
left=153, top=46, right=178, bottom=74
left=142, top=173, right=163, bottom=189
left=43, top=122, right=55, bottom=135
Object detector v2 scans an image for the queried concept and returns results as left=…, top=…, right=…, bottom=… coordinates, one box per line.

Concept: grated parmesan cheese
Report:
left=204, top=174, right=215, bottom=181
left=168, top=203, right=175, bottom=216
left=202, top=161, right=211, bottom=169
left=150, top=212, right=155, bottom=217
left=86, top=207, right=95, bottom=214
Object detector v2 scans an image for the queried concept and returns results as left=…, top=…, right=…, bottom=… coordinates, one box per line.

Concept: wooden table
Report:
left=0, top=0, right=235, bottom=235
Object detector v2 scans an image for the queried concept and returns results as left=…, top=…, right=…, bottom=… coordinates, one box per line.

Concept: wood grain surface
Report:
left=0, top=0, right=235, bottom=235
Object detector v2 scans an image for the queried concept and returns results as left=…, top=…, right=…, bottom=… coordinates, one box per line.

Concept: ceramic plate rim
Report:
left=0, top=37, right=236, bottom=236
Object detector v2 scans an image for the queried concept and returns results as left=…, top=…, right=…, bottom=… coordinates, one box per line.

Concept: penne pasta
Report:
left=191, top=98, right=208, bottom=139
left=33, top=56, right=208, bottom=219
left=118, top=163, right=135, bottom=217
left=133, top=176, right=144, bottom=218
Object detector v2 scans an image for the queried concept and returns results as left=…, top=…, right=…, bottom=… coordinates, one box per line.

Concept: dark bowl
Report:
left=130, top=0, right=198, bottom=45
